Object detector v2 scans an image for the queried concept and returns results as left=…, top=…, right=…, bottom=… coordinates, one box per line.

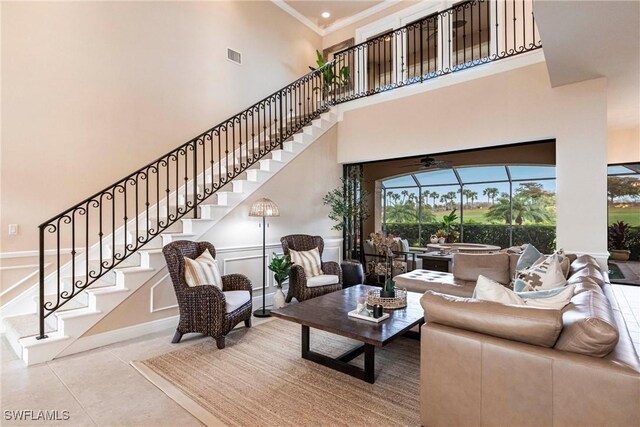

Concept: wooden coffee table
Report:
left=271, top=284, right=424, bottom=383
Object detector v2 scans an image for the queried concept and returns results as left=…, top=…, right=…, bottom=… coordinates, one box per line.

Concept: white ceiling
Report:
left=283, top=0, right=386, bottom=29
left=534, top=0, right=640, bottom=129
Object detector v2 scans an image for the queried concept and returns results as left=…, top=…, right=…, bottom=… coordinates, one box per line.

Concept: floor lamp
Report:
left=249, top=198, right=280, bottom=318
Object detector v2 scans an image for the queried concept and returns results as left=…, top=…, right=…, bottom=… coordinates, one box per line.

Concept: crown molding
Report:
left=322, top=0, right=403, bottom=36
left=271, top=0, right=404, bottom=37
left=271, top=0, right=324, bottom=36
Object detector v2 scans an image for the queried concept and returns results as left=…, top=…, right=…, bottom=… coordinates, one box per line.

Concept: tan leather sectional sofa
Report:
left=395, top=253, right=640, bottom=427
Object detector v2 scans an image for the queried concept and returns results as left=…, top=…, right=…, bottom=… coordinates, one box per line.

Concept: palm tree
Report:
left=430, top=191, right=439, bottom=210
left=469, top=191, right=478, bottom=208
left=445, top=191, right=458, bottom=210
left=485, top=194, right=553, bottom=225
left=483, top=187, right=499, bottom=205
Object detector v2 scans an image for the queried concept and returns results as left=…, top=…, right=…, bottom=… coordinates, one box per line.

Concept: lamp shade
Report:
left=248, top=198, right=279, bottom=217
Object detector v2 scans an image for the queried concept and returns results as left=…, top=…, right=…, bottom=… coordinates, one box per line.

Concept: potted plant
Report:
left=440, top=209, right=460, bottom=243
left=309, top=50, right=350, bottom=105
left=435, top=229, right=448, bottom=244
left=323, top=168, right=369, bottom=286
left=608, top=221, right=631, bottom=261
left=268, top=253, right=293, bottom=309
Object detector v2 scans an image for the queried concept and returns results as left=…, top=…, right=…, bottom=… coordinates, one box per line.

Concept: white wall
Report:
left=336, top=62, right=609, bottom=259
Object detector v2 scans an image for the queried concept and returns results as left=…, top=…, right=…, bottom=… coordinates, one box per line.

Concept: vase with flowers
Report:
left=369, top=232, right=397, bottom=298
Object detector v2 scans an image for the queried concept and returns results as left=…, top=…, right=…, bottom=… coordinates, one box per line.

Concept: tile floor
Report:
left=1, top=287, right=639, bottom=427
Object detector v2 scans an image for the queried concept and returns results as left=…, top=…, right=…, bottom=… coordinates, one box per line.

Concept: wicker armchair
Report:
left=163, top=240, right=252, bottom=349
left=280, top=234, right=342, bottom=303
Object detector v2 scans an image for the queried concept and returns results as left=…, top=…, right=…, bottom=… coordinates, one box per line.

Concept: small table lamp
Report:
left=249, top=198, right=280, bottom=317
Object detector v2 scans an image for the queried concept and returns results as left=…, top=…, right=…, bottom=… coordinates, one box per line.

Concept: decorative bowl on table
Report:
left=367, top=288, right=407, bottom=309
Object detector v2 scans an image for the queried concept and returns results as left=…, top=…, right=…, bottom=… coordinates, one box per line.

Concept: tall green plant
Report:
left=309, top=50, right=350, bottom=99
left=323, top=169, right=370, bottom=260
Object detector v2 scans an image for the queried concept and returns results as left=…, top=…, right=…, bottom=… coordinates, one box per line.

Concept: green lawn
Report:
left=608, top=206, right=640, bottom=226
left=430, top=207, right=555, bottom=225
left=419, top=206, right=639, bottom=226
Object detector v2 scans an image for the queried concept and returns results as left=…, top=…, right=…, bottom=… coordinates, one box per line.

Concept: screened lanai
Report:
left=380, top=165, right=557, bottom=252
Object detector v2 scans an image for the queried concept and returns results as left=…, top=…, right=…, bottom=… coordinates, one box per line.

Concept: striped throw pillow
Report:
left=184, top=249, right=223, bottom=289
left=289, top=247, right=323, bottom=278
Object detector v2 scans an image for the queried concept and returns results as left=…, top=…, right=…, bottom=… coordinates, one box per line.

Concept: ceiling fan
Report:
left=401, top=156, right=452, bottom=170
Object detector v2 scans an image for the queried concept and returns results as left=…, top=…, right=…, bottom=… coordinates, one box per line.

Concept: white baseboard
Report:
left=55, top=290, right=284, bottom=359
left=57, top=315, right=180, bottom=358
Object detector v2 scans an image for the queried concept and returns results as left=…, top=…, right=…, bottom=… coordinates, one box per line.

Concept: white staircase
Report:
left=2, top=110, right=337, bottom=365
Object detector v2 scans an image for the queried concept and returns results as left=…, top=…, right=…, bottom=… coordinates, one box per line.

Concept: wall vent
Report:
left=226, top=48, right=242, bottom=65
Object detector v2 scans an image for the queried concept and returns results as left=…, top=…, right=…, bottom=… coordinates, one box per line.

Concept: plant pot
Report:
left=380, top=289, right=396, bottom=298
left=273, top=287, right=286, bottom=309
left=341, top=260, right=364, bottom=288
left=609, top=249, right=631, bottom=261
left=438, top=238, right=446, bottom=244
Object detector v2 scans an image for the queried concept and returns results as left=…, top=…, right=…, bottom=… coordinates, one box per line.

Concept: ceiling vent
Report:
left=226, top=48, right=242, bottom=65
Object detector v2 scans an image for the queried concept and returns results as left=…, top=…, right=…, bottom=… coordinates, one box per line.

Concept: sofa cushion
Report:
left=554, top=290, right=619, bottom=357
left=570, top=254, right=602, bottom=275
left=289, top=247, right=322, bottom=277
left=475, top=275, right=574, bottom=310
left=569, top=276, right=604, bottom=296
left=224, top=290, right=250, bottom=313
left=394, top=270, right=475, bottom=298
left=306, top=274, right=339, bottom=288
left=421, top=290, right=564, bottom=348
left=568, top=265, right=605, bottom=287
left=452, top=253, right=510, bottom=285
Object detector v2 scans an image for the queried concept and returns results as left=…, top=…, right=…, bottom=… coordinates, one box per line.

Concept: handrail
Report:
left=37, top=0, right=541, bottom=339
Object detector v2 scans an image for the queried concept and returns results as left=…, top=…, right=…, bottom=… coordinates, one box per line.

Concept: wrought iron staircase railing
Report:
left=37, top=0, right=540, bottom=339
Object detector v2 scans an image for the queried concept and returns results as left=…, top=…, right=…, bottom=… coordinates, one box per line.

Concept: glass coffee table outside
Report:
left=271, top=284, right=424, bottom=384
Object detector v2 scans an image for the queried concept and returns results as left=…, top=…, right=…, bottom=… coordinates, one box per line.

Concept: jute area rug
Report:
left=132, top=318, right=420, bottom=427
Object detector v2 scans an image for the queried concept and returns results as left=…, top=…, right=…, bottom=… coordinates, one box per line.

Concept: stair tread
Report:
left=39, top=295, right=87, bottom=312
left=4, top=314, right=55, bottom=339
left=85, top=286, right=129, bottom=295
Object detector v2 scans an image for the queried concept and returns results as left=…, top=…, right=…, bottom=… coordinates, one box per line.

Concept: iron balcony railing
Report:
left=37, top=0, right=540, bottom=339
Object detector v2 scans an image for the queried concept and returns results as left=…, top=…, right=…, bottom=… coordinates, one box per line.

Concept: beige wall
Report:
left=608, top=127, right=640, bottom=164
left=0, top=1, right=321, bottom=256
left=85, top=125, right=342, bottom=336
left=337, top=63, right=609, bottom=257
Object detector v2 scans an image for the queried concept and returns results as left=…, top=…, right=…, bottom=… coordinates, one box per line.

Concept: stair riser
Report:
left=198, top=205, right=230, bottom=220
left=180, top=219, right=217, bottom=236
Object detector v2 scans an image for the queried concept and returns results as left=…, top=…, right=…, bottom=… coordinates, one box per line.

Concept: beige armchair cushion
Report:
left=306, top=274, right=339, bottom=288
left=421, top=291, right=564, bottom=347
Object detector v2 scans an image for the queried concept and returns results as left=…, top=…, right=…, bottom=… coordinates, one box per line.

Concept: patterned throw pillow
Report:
left=533, top=249, right=571, bottom=278
left=515, top=244, right=543, bottom=271
left=514, top=254, right=568, bottom=292
left=184, top=249, right=223, bottom=289
left=289, top=247, right=323, bottom=277
left=476, top=275, right=574, bottom=310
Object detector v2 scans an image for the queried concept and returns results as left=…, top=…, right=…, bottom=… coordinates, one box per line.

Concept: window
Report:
left=381, top=165, right=557, bottom=251
left=607, top=163, right=640, bottom=227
